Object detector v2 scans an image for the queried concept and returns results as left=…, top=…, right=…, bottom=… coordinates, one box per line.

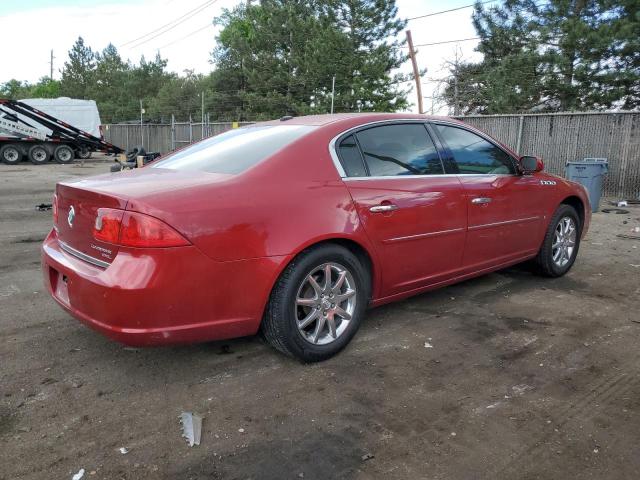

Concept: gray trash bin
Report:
left=566, top=158, right=608, bottom=212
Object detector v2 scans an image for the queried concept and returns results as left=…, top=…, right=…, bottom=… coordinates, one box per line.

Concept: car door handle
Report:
left=369, top=204, right=398, bottom=213
left=471, top=197, right=492, bottom=204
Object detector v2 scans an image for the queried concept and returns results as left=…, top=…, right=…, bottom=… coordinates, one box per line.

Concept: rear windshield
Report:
left=151, top=125, right=316, bottom=174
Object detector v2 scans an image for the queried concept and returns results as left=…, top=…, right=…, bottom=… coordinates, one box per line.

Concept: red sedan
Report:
left=42, top=114, right=591, bottom=362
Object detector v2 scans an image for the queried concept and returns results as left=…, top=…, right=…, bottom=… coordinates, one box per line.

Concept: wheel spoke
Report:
left=323, top=264, right=332, bottom=292
left=296, top=297, right=316, bottom=307
left=327, top=316, right=337, bottom=338
left=333, top=270, right=347, bottom=292
left=307, top=275, right=323, bottom=296
left=334, top=306, right=352, bottom=321
left=298, top=310, right=318, bottom=329
left=312, top=315, right=326, bottom=343
left=335, top=289, right=355, bottom=304
left=552, top=248, right=562, bottom=262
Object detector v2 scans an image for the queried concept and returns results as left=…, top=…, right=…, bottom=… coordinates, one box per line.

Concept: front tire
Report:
left=536, top=204, right=581, bottom=277
left=262, top=244, right=369, bottom=362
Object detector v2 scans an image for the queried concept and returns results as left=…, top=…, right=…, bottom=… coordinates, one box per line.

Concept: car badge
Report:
left=68, top=206, right=76, bottom=228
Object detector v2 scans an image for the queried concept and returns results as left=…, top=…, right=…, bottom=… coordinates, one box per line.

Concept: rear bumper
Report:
left=41, top=229, right=286, bottom=346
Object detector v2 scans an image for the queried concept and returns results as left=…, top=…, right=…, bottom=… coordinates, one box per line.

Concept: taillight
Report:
left=93, top=208, right=190, bottom=248
left=93, top=208, right=124, bottom=243
left=52, top=194, right=58, bottom=225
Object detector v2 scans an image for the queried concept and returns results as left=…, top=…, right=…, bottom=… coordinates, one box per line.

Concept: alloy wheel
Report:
left=294, top=262, right=357, bottom=345
left=552, top=216, right=577, bottom=268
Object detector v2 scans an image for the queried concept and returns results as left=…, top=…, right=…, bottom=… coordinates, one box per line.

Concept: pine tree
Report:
left=442, top=0, right=640, bottom=113
left=60, top=37, right=96, bottom=99
left=210, top=0, right=409, bottom=119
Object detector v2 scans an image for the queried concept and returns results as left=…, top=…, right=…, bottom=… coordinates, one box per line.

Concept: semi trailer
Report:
left=0, top=98, right=123, bottom=165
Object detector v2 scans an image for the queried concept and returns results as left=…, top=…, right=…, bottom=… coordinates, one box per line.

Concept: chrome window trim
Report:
left=328, top=118, right=520, bottom=179
left=59, top=240, right=110, bottom=269
left=343, top=173, right=515, bottom=181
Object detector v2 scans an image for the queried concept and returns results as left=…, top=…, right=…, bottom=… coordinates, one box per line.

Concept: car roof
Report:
left=257, top=113, right=464, bottom=128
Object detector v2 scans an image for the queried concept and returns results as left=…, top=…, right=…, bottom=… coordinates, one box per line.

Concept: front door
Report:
left=336, top=122, right=467, bottom=297
left=432, top=123, right=544, bottom=270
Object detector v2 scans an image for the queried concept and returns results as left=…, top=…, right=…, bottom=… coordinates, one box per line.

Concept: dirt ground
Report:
left=1, top=159, right=639, bottom=480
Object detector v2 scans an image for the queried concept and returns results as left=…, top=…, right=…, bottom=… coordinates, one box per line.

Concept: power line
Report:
left=400, top=37, right=480, bottom=48
left=120, top=0, right=218, bottom=49
left=407, top=0, right=497, bottom=21
left=158, top=23, right=214, bottom=49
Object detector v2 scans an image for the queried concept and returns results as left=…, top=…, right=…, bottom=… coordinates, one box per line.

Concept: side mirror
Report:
left=520, top=155, right=544, bottom=174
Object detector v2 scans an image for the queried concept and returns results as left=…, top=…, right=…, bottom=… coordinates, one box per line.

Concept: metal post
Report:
left=171, top=114, right=175, bottom=151
left=189, top=115, right=193, bottom=144
left=49, top=50, right=54, bottom=80
left=139, top=100, right=144, bottom=148
left=516, top=115, right=524, bottom=154
left=405, top=30, right=424, bottom=114
left=330, top=75, right=336, bottom=114
left=201, top=91, right=205, bottom=139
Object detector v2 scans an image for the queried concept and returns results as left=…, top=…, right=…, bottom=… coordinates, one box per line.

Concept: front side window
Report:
left=152, top=125, right=316, bottom=174
left=353, top=124, right=443, bottom=176
left=434, top=124, right=515, bottom=175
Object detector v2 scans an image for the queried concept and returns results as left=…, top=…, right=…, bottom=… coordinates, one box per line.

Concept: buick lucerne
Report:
left=42, top=114, right=591, bottom=361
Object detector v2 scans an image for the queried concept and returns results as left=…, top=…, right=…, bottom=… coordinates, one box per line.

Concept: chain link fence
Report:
left=104, top=111, right=640, bottom=198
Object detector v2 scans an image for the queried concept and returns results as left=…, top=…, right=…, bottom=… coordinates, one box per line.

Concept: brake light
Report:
left=52, top=194, right=58, bottom=225
left=93, top=208, right=124, bottom=243
left=93, top=208, right=189, bottom=247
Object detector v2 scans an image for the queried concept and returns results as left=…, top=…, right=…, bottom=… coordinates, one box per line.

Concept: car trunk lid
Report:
left=55, top=182, right=127, bottom=265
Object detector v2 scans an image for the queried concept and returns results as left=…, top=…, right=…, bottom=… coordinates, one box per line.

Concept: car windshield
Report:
left=152, top=124, right=316, bottom=174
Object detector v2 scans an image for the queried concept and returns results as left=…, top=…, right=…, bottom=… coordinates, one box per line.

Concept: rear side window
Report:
left=152, top=125, right=315, bottom=174
left=434, top=124, right=515, bottom=175
left=337, top=135, right=367, bottom=177
left=355, top=124, right=443, bottom=176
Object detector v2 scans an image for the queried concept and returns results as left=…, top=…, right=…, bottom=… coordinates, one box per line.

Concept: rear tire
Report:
left=76, top=147, right=92, bottom=159
left=262, top=244, right=369, bottom=362
left=536, top=204, right=581, bottom=277
left=54, top=145, right=74, bottom=164
left=0, top=144, right=22, bottom=164
left=28, top=144, right=50, bottom=164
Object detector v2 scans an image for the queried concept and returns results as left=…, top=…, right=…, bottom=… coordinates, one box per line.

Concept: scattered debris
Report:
left=238, top=428, right=245, bottom=433
left=35, top=203, right=52, bottom=211
left=71, top=469, right=85, bottom=480
left=450, top=432, right=457, bottom=437
left=180, top=412, right=203, bottom=447
left=616, top=201, right=629, bottom=207
left=119, top=447, right=129, bottom=455
left=631, top=320, right=640, bottom=324
left=361, top=453, right=375, bottom=461
left=424, top=337, right=433, bottom=348
left=617, top=234, right=640, bottom=241
left=630, top=264, right=640, bottom=268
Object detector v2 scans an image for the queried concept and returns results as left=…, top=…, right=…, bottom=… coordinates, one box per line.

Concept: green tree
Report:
left=442, top=0, right=640, bottom=113
left=60, top=37, right=96, bottom=99
left=210, top=0, right=409, bottom=120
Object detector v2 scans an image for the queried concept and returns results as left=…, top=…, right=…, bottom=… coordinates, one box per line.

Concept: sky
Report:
left=0, top=0, right=492, bottom=115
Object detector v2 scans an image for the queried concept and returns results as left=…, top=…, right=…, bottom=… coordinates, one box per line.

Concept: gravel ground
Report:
left=1, top=160, right=639, bottom=480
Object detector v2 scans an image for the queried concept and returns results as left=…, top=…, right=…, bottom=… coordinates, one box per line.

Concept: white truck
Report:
left=0, top=97, right=122, bottom=165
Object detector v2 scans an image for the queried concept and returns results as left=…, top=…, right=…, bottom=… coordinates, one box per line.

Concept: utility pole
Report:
left=330, top=75, right=336, bottom=114
left=49, top=50, right=55, bottom=80
left=405, top=30, right=424, bottom=114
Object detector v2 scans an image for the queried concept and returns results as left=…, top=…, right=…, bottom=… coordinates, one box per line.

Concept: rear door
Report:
left=336, top=121, right=467, bottom=297
left=432, top=122, right=543, bottom=270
